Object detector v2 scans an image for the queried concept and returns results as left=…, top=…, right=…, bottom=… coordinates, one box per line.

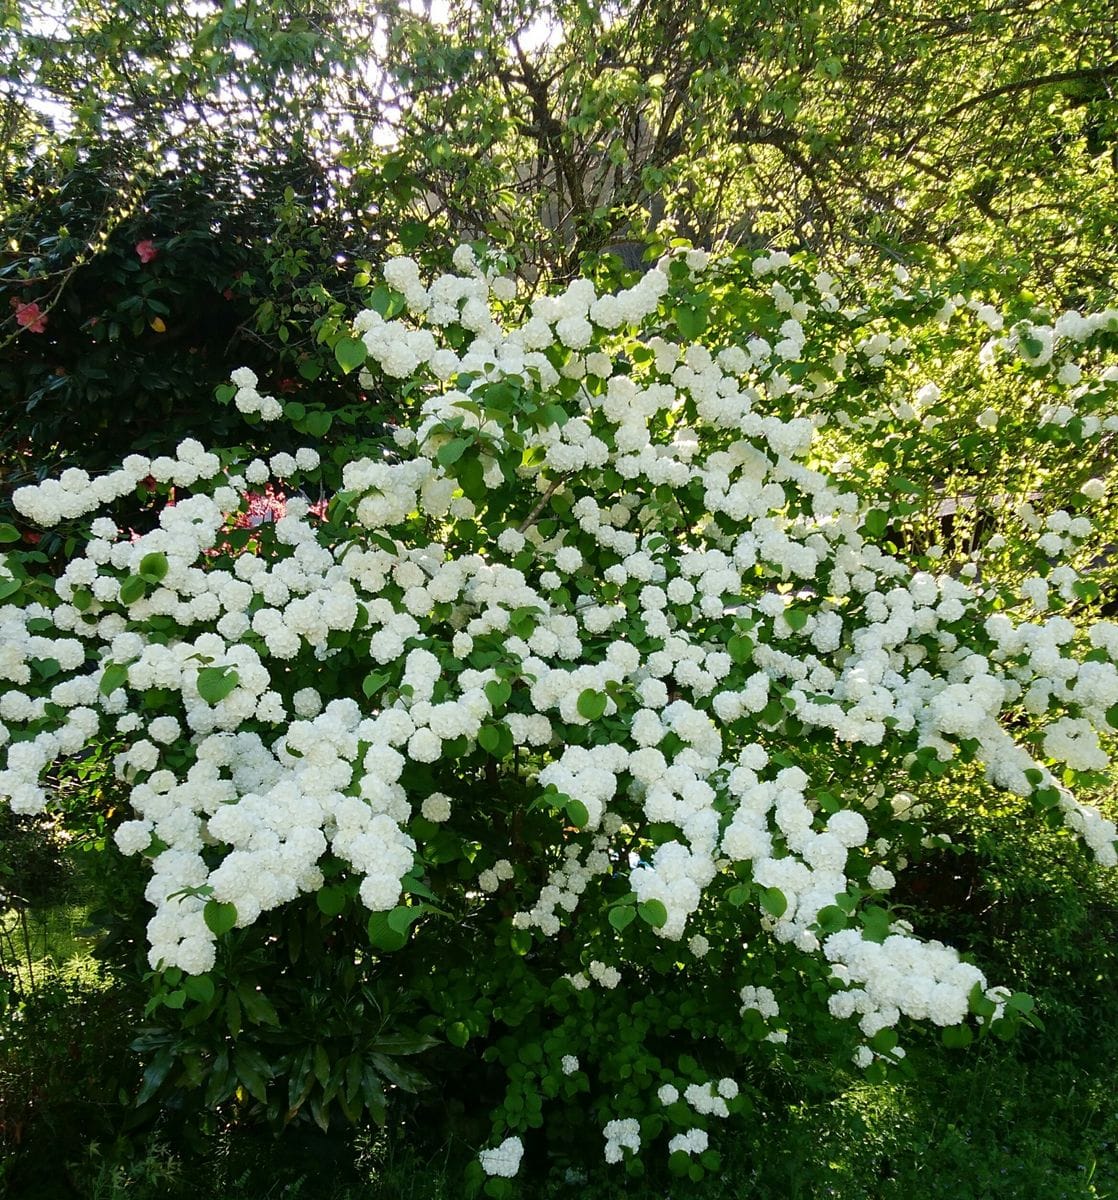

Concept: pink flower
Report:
left=240, top=486, right=288, bottom=529
left=135, top=239, right=158, bottom=263
left=11, top=299, right=47, bottom=333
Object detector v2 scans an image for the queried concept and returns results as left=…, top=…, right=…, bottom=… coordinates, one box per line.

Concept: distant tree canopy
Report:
left=388, top=0, right=1118, bottom=289
left=1, top=0, right=1115, bottom=482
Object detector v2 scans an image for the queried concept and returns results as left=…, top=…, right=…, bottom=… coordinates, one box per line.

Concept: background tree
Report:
left=4, top=0, right=1116, bottom=476
left=383, top=0, right=1118, bottom=292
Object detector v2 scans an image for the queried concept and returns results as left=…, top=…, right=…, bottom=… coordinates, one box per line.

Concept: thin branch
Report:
left=516, top=475, right=568, bottom=533
left=900, top=60, right=1118, bottom=155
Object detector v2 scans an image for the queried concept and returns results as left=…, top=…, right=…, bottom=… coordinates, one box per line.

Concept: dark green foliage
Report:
left=1, top=742, right=1115, bottom=1195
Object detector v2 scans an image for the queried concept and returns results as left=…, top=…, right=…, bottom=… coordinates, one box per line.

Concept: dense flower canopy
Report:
left=1, top=245, right=1116, bottom=1176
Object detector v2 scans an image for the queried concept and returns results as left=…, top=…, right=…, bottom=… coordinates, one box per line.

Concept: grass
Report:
left=1, top=901, right=97, bottom=978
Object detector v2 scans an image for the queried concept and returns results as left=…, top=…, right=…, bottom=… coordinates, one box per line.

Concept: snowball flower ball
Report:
left=479, top=1136, right=523, bottom=1178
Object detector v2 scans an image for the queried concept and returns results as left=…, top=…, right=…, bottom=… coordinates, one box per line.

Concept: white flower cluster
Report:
left=668, top=1128, right=709, bottom=1156
left=1, top=250, right=1115, bottom=1063
left=602, top=1117, right=641, bottom=1163
left=824, top=930, right=986, bottom=1034
left=230, top=367, right=283, bottom=421
left=513, top=826, right=615, bottom=934
left=683, top=1078, right=738, bottom=1118
left=852, top=1042, right=906, bottom=1069
left=478, top=1135, right=523, bottom=1177
left=739, top=985, right=787, bottom=1043
left=739, top=985, right=780, bottom=1020
left=12, top=440, right=221, bottom=527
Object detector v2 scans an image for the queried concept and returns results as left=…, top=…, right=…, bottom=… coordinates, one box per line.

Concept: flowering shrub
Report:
left=1, top=244, right=1116, bottom=1190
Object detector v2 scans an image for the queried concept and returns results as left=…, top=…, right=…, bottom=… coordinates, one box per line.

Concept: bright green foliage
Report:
left=2, top=1, right=1115, bottom=493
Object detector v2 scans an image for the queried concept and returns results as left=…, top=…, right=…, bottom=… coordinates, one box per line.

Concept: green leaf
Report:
left=183, top=974, right=215, bottom=1004
left=334, top=336, right=367, bottom=374
left=815, top=904, right=848, bottom=933
left=316, top=885, right=347, bottom=916
left=966, top=980, right=996, bottom=1018
left=870, top=1027, right=898, bottom=1054
left=238, top=984, right=280, bottom=1027
left=372, top=1032, right=438, bottom=1056
left=0, top=523, right=20, bottom=543
left=609, top=905, right=636, bottom=933
left=863, top=509, right=888, bottom=538
left=673, top=301, right=708, bottom=339
left=784, top=607, right=809, bottom=632
left=197, top=666, right=239, bottom=704
left=314, top=1043, right=331, bottom=1087
left=399, top=219, right=427, bottom=251
left=386, top=904, right=426, bottom=934
left=363, top=671, right=390, bottom=699
left=30, top=656, right=57, bottom=681
left=576, top=689, right=607, bottom=720
left=889, top=475, right=925, bottom=497
left=118, top=574, right=147, bottom=605
left=859, top=906, right=891, bottom=943
left=436, top=437, right=470, bottom=467
left=477, top=724, right=501, bottom=754
left=942, top=1023, right=973, bottom=1049
left=368, top=911, right=408, bottom=951
left=100, top=663, right=128, bottom=696
left=303, top=410, right=333, bottom=437
left=401, top=872, right=437, bottom=901
left=537, top=403, right=568, bottom=428
left=447, top=1021, right=470, bottom=1048
left=485, top=678, right=512, bottom=708
left=728, top=634, right=754, bottom=664
left=638, top=899, right=668, bottom=928
left=366, top=284, right=392, bottom=316
left=139, top=552, right=168, bottom=583
left=204, top=900, right=238, bottom=937
left=564, top=797, right=590, bottom=827
left=235, top=1050, right=270, bottom=1103
left=700, top=1149, right=721, bottom=1172
left=1033, top=787, right=1060, bottom=810
left=459, top=455, right=486, bottom=503
left=361, top=1066, right=387, bottom=1122
left=759, top=887, right=788, bottom=918
left=668, top=1149, right=691, bottom=1177
left=136, top=1049, right=174, bottom=1106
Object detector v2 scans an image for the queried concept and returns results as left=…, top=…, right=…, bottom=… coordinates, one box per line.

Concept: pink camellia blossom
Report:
left=135, top=239, right=158, bottom=263
left=239, top=485, right=289, bottom=529
left=11, top=298, right=47, bottom=333
left=235, top=486, right=328, bottom=529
